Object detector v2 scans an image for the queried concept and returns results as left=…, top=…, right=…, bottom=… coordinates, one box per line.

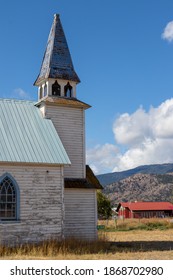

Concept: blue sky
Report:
left=1, top=0, right=173, bottom=174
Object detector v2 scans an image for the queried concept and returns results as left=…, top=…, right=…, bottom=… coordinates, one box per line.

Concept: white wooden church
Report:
left=0, top=14, right=102, bottom=244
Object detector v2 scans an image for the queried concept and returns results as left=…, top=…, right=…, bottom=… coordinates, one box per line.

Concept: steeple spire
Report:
left=34, top=14, right=80, bottom=89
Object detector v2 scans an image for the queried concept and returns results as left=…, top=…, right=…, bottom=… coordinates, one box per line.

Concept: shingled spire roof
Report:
left=34, top=14, right=80, bottom=85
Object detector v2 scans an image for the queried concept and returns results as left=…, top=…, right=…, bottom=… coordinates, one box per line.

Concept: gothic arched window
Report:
left=64, top=82, right=72, bottom=98
left=0, top=174, right=20, bottom=221
left=52, top=81, right=61, bottom=96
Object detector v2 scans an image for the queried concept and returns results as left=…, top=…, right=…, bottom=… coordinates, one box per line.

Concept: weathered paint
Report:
left=46, top=105, right=86, bottom=178
left=64, top=188, right=98, bottom=240
left=0, top=164, right=64, bottom=245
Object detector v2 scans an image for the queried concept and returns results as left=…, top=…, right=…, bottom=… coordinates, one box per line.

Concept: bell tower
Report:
left=35, top=14, right=90, bottom=179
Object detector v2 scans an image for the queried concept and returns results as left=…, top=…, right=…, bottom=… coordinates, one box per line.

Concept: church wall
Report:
left=46, top=105, right=85, bottom=178
left=0, top=164, right=64, bottom=245
left=64, top=188, right=97, bottom=240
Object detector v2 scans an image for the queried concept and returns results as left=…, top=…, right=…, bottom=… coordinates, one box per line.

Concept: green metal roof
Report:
left=0, top=99, right=71, bottom=165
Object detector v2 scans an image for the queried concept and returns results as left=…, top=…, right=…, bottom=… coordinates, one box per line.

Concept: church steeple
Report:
left=34, top=14, right=80, bottom=100
left=35, top=14, right=91, bottom=179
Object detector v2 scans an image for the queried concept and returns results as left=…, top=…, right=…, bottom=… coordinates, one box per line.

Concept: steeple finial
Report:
left=34, top=14, right=80, bottom=86
left=54, top=14, right=60, bottom=20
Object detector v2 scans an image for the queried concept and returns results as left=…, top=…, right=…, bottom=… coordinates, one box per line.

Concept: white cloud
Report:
left=113, top=107, right=151, bottom=147
left=13, top=88, right=30, bottom=99
left=162, top=21, right=173, bottom=42
left=86, top=143, right=119, bottom=174
left=113, top=138, right=173, bottom=172
left=87, top=98, right=173, bottom=174
left=114, top=99, right=173, bottom=145
left=151, top=99, right=173, bottom=138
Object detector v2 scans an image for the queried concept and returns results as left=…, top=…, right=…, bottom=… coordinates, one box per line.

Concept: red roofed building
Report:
left=117, top=201, right=173, bottom=219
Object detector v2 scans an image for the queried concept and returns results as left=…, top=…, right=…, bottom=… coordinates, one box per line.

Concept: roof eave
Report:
left=34, top=74, right=81, bottom=87
left=0, top=161, right=71, bottom=167
left=35, top=96, right=91, bottom=110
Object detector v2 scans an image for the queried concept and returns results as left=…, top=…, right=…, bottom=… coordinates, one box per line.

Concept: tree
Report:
left=97, top=191, right=112, bottom=219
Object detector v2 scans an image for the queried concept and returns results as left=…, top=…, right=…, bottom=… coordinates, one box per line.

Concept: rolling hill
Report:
left=97, top=163, right=173, bottom=186
left=97, top=164, right=173, bottom=205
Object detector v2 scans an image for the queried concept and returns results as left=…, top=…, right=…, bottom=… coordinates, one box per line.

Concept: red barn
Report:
left=117, top=201, right=173, bottom=219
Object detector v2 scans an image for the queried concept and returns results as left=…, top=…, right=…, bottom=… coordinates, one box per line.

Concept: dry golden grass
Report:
left=3, top=250, right=173, bottom=260
left=0, top=219, right=173, bottom=260
left=106, top=229, right=173, bottom=242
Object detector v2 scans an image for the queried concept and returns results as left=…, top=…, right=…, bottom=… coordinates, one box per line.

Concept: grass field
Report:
left=0, top=218, right=173, bottom=260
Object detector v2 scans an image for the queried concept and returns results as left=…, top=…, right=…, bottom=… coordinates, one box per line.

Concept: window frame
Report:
left=0, top=173, right=20, bottom=222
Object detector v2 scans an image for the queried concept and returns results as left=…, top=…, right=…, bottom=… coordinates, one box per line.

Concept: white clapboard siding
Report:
left=0, top=164, right=64, bottom=244
left=64, top=188, right=97, bottom=240
left=46, top=105, right=85, bottom=178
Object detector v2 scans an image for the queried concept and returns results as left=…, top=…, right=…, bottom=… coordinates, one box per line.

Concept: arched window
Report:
left=52, top=81, right=61, bottom=96
left=64, top=82, right=72, bottom=98
left=0, top=174, right=20, bottom=221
